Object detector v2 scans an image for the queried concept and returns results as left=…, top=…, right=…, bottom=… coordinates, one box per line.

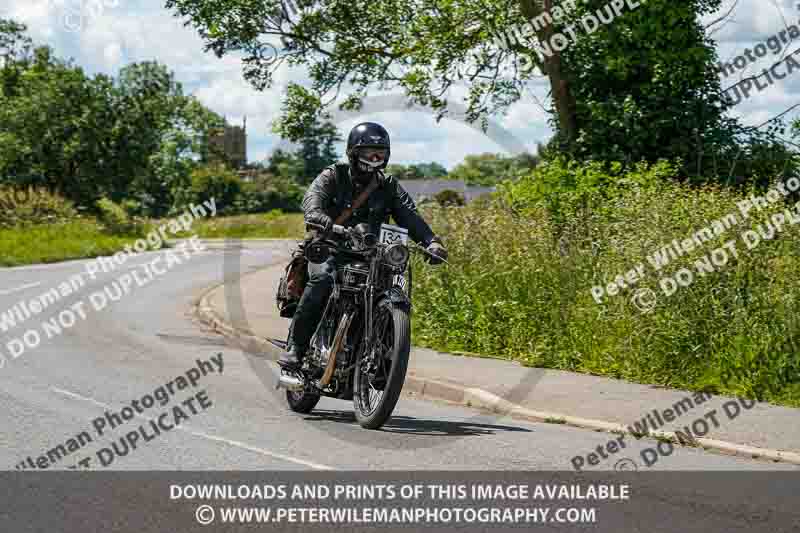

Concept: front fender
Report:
left=376, top=286, right=411, bottom=313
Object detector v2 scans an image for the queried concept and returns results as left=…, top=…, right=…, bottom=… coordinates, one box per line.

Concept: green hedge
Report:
left=411, top=159, right=800, bottom=406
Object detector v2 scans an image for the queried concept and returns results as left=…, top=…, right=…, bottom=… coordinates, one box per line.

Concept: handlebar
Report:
left=305, top=221, right=449, bottom=265
left=306, top=222, right=348, bottom=235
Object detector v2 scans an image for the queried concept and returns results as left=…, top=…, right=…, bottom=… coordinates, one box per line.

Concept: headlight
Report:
left=306, top=241, right=330, bottom=264
left=384, top=244, right=409, bottom=267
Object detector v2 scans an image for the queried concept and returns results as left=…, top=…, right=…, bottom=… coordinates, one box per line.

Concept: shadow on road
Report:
left=302, top=410, right=533, bottom=437
left=155, top=333, right=229, bottom=347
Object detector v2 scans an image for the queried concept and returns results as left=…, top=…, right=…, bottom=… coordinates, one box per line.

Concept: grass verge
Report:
left=0, top=211, right=305, bottom=267
left=166, top=211, right=305, bottom=239
left=0, top=219, right=147, bottom=267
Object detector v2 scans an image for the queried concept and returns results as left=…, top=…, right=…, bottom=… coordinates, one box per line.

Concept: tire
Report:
left=285, top=311, right=331, bottom=415
left=353, top=305, right=411, bottom=429
left=286, top=389, right=321, bottom=414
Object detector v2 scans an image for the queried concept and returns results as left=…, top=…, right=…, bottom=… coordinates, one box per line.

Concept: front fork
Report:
left=362, top=256, right=379, bottom=360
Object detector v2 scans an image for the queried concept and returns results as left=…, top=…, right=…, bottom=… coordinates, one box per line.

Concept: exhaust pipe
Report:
left=276, top=374, right=305, bottom=392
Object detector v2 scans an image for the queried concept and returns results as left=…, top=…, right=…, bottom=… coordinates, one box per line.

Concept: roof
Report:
left=397, top=179, right=496, bottom=202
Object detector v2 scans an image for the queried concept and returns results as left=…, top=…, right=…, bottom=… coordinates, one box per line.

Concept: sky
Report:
left=1, top=0, right=799, bottom=169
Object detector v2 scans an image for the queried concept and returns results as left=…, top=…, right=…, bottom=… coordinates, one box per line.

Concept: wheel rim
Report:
left=357, top=309, right=394, bottom=417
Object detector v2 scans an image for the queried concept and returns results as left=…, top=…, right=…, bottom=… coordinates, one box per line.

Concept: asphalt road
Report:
left=0, top=240, right=795, bottom=473
left=2, top=241, right=800, bottom=532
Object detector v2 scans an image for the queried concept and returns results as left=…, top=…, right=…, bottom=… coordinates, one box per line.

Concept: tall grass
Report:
left=411, top=160, right=800, bottom=406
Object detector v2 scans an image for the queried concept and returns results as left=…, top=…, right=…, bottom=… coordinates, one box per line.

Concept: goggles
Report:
left=357, top=147, right=388, bottom=168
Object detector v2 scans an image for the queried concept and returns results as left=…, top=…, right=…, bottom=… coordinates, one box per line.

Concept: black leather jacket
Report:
left=302, top=163, right=437, bottom=246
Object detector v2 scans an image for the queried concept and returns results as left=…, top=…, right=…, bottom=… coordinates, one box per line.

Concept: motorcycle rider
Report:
left=279, top=122, right=448, bottom=369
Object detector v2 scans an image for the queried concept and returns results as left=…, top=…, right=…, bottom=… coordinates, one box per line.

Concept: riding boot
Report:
left=278, top=344, right=304, bottom=369
left=279, top=315, right=310, bottom=369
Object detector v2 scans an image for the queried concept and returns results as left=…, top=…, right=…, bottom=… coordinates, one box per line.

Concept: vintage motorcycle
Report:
left=272, top=222, right=436, bottom=430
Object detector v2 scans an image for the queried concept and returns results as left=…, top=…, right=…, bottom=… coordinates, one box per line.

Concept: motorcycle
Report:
left=271, top=221, right=437, bottom=430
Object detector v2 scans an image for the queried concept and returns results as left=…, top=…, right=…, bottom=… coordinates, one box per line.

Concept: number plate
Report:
left=379, top=223, right=409, bottom=246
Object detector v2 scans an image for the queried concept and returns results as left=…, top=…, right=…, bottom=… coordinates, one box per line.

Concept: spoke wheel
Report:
left=353, top=304, right=410, bottom=429
left=286, top=387, right=320, bottom=413
left=285, top=319, right=332, bottom=415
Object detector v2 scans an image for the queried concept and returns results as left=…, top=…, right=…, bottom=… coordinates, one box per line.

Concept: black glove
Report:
left=306, top=215, right=333, bottom=234
left=426, top=239, right=448, bottom=265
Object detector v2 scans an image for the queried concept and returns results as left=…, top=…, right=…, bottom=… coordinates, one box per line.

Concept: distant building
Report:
left=209, top=117, right=247, bottom=169
left=398, top=179, right=495, bottom=204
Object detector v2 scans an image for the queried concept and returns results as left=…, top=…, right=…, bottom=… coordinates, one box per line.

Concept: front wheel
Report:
left=353, top=304, right=411, bottom=429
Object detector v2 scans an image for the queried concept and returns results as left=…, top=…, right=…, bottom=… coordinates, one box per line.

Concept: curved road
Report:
left=0, top=240, right=795, bottom=473
left=2, top=241, right=799, bottom=531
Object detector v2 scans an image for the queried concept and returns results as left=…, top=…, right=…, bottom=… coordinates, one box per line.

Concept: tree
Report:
left=265, top=148, right=305, bottom=182
left=265, top=116, right=342, bottom=185
left=0, top=44, right=109, bottom=202
left=108, top=61, right=192, bottom=207
left=449, top=152, right=538, bottom=186
left=165, top=0, right=742, bottom=180
left=0, top=19, right=31, bottom=67
left=292, top=119, right=341, bottom=184
left=416, top=162, right=448, bottom=179
left=173, top=163, right=242, bottom=215
left=148, top=97, right=225, bottom=216
left=0, top=20, right=224, bottom=214
left=387, top=162, right=448, bottom=180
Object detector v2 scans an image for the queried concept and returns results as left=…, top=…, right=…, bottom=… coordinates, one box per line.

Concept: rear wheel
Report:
left=353, top=304, right=411, bottom=429
left=284, top=305, right=339, bottom=414
left=286, top=389, right=320, bottom=413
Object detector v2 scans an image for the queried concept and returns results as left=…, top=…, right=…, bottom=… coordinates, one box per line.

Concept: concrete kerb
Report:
left=191, top=266, right=800, bottom=468
left=193, top=279, right=272, bottom=356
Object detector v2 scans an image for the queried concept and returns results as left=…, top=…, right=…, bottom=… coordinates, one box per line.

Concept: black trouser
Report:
left=287, top=255, right=338, bottom=353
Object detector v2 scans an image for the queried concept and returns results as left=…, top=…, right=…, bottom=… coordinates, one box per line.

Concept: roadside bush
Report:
left=120, top=199, right=144, bottom=217
left=170, top=165, right=304, bottom=217
left=0, top=186, right=77, bottom=227
left=434, top=189, right=466, bottom=207
left=231, top=175, right=304, bottom=214
left=96, top=197, right=146, bottom=236
left=172, top=164, right=242, bottom=215
left=412, top=159, right=800, bottom=406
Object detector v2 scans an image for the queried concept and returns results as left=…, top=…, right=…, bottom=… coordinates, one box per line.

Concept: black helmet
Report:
left=346, top=122, right=391, bottom=175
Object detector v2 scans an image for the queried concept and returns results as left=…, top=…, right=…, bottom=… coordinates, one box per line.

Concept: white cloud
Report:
left=4, top=0, right=800, bottom=167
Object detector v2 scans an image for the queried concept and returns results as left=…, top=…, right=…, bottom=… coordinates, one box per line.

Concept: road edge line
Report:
left=192, top=270, right=800, bottom=468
